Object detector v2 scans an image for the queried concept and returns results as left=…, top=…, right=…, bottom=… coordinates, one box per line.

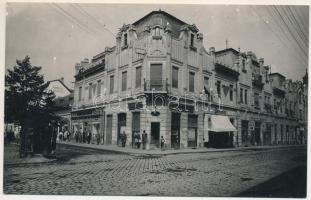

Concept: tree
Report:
left=5, top=56, right=59, bottom=156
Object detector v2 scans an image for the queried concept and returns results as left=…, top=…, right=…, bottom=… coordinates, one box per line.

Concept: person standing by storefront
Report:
left=137, top=132, right=141, bottom=149
left=142, top=130, right=147, bottom=150
left=160, top=136, right=165, bottom=150
left=121, top=131, right=127, bottom=147
left=87, top=131, right=91, bottom=144
left=75, top=130, right=78, bottom=143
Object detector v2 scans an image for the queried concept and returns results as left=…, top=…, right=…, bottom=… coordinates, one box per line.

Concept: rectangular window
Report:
left=124, top=33, right=128, bottom=46
left=78, top=86, right=82, bottom=101
left=150, top=64, right=163, bottom=89
left=122, top=71, right=127, bottom=91
left=97, top=80, right=101, bottom=96
left=229, top=85, right=233, bottom=101
left=172, top=66, right=179, bottom=88
left=88, top=83, right=92, bottom=99
left=189, top=72, right=195, bottom=92
left=244, top=89, right=248, bottom=104
left=109, top=75, right=114, bottom=94
left=135, top=66, right=142, bottom=88
left=190, top=34, right=194, bottom=47
left=254, top=92, right=259, bottom=108
left=240, top=88, right=243, bottom=103
left=216, top=81, right=221, bottom=98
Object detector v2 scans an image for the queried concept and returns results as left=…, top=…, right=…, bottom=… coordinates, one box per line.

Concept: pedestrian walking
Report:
left=160, top=136, right=165, bottom=150
left=142, top=130, right=147, bottom=150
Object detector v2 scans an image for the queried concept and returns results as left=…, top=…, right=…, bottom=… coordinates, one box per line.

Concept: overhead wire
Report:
left=272, top=5, right=308, bottom=58
left=252, top=5, right=307, bottom=67
left=263, top=6, right=308, bottom=65
left=72, top=4, right=115, bottom=37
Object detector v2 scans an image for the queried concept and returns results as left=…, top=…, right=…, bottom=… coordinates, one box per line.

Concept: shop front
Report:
left=71, top=107, right=105, bottom=144
left=208, top=115, right=237, bottom=148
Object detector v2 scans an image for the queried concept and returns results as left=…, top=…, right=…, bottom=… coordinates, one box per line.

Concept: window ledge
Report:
left=152, top=35, right=162, bottom=40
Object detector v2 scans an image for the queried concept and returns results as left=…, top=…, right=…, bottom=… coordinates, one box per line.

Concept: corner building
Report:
left=71, top=10, right=307, bottom=149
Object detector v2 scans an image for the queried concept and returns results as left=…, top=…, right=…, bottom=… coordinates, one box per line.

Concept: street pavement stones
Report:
left=3, top=144, right=306, bottom=196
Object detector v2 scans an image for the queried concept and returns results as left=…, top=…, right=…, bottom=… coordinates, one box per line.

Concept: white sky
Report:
left=5, top=3, right=309, bottom=88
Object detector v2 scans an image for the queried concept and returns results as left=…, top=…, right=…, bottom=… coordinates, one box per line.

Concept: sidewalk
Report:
left=58, top=141, right=306, bottom=156
left=4, top=143, right=57, bottom=166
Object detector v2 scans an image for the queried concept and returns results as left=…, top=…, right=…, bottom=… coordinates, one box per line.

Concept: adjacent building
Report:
left=71, top=10, right=308, bottom=149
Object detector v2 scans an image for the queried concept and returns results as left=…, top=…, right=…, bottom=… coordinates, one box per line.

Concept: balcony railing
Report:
left=144, top=79, right=169, bottom=93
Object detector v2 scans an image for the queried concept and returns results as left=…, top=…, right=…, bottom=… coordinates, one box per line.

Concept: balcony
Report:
left=144, top=79, right=169, bottom=93
left=273, top=86, right=286, bottom=97
left=215, top=62, right=240, bottom=79
left=252, top=74, right=264, bottom=89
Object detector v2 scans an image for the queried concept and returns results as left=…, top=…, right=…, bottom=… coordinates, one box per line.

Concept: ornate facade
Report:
left=71, top=10, right=307, bottom=149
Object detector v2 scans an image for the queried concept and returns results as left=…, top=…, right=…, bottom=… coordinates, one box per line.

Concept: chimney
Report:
left=259, top=58, right=264, bottom=66
left=60, top=77, right=64, bottom=83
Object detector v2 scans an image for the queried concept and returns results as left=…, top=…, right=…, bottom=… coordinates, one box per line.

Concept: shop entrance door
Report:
left=106, top=115, right=112, bottom=145
left=171, top=113, right=180, bottom=149
left=151, top=122, right=160, bottom=147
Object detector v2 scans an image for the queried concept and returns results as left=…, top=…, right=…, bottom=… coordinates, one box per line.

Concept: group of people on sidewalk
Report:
left=58, top=129, right=70, bottom=142
left=73, top=128, right=101, bottom=145
left=67, top=128, right=167, bottom=150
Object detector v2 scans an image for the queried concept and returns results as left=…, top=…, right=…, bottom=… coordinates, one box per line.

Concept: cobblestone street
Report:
left=3, top=144, right=306, bottom=197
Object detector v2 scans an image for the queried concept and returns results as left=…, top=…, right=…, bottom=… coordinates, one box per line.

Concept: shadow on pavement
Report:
left=237, top=165, right=307, bottom=198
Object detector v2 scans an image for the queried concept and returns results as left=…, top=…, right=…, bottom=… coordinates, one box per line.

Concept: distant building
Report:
left=71, top=10, right=307, bottom=149
left=48, top=78, right=74, bottom=134
left=47, top=77, right=72, bottom=98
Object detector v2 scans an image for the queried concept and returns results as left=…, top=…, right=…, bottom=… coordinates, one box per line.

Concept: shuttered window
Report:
left=150, top=64, right=162, bottom=87
left=110, top=75, right=114, bottom=94
left=97, top=80, right=101, bottom=96
left=189, top=72, right=195, bottom=92
left=78, top=86, right=82, bottom=101
left=172, top=66, right=178, bottom=88
left=122, top=71, right=127, bottom=91
left=240, top=88, right=243, bottom=103
left=136, top=66, right=142, bottom=88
